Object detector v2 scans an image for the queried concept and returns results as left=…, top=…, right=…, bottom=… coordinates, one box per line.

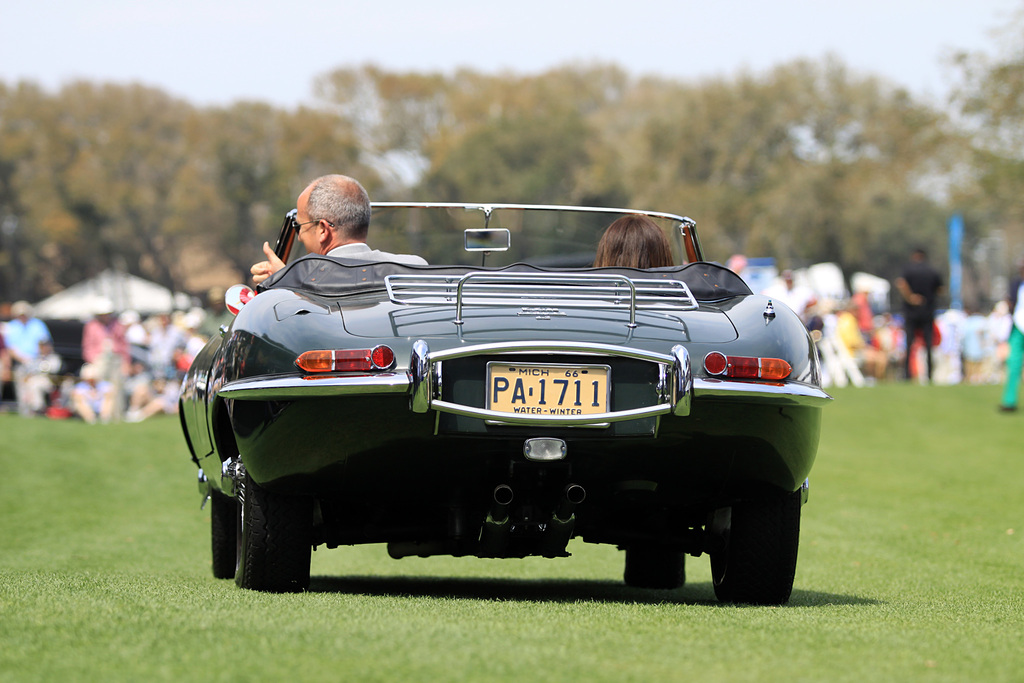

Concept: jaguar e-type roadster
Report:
left=179, top=203, right=830, bottom=603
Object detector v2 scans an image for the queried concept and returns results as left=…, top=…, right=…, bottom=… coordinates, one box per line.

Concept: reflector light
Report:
left=370, top=345, right=395, bottom=369
left=295, top=345, right=395, bottom=373
left=704, top=352, right=728, bottom=375
left=703, top=352, right=791, bottom=381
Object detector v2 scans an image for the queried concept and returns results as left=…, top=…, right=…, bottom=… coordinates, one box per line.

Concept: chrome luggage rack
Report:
left=385, top=272, right=698, bottom=327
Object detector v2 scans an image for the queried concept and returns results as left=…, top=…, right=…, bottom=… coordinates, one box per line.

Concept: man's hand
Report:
left=895, top=277, right=923, bottom=306
left=250, top=242, right=286, bottom=284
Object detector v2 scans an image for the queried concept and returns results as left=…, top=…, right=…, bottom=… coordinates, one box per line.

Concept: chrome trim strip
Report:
left=219, top=373, right=411, bottom=399
left=430, top=398, right=672, bottom=425
left=425, top=340, right=677, bottom=365
left=694, top=378, right=832, bottom=406
left=372, top=201, right=690, bottom=225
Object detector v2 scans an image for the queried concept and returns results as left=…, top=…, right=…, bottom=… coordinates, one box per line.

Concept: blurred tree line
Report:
left=0, top=17, right=1022, bottom=306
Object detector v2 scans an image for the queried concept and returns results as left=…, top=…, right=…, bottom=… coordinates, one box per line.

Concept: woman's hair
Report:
left=593, top=215, right=674, bottom=268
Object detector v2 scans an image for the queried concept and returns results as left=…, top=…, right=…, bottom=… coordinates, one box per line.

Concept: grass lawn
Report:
left=1, top=382, right=1022, bottom=682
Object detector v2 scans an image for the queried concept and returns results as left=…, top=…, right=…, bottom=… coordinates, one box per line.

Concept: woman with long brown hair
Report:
left=593, top=215, right=674, bottom=268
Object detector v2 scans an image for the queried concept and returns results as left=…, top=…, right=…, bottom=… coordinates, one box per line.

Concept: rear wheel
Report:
left=624, top=544, right=686, bottom=589
left=235, top=472, right=313, bottom=592
left=711, top=489, right=801, bottom=605
left=210, top=489, right=240, bottom=579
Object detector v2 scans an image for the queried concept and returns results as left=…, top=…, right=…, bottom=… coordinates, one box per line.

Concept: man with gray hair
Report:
left=251, top=174, right=426, bottom=284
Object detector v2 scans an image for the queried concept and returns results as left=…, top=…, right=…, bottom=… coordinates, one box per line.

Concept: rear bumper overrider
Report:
left=410, top=340, right=692, bottom=425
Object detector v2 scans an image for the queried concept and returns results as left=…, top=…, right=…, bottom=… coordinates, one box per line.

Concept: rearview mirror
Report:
left=464, top=228, right=510, bottom=252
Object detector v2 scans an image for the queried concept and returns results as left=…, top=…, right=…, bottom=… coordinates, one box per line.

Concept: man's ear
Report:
left=317, top=220, right=333, bottom=248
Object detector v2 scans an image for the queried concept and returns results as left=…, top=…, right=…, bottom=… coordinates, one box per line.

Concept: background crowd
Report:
left=754, top=253, right=1016, bottom=395
left=2, top=266, right=1020, bottom=426
left=0, top=289, right=231, bottom=423
left=795, top=291, right=1011, bottom=389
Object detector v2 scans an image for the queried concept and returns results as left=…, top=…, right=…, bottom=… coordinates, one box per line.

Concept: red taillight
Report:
left=296, top=345, right=395, bottom=373
left=703, top=352, right=791, bottom=381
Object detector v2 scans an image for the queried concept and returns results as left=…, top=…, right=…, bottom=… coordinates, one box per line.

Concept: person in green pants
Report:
left=999, top=265, right=1024, bottom=411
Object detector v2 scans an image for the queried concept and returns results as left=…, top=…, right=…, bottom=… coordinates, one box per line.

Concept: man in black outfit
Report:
left=895, top=248, right=944, bottom=382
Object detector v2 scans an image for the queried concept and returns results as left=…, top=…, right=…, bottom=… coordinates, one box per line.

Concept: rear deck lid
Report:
left=391, top=306, right=736, bottom=344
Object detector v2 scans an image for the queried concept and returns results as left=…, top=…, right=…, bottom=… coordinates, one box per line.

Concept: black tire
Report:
left=711, top=489, right=801, bottom=605
left=210, top=489, right=240, bottom=580
left=624, top=544, right=686, bottom=589
left=235, top=472, right=313, bottom=593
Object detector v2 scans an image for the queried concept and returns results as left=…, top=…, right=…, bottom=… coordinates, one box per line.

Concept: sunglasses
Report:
left=283, top=208, right=334, bottom=233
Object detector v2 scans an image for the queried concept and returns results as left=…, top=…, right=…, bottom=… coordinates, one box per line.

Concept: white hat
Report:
left=119, top=310, right=141, bottom=325
left=184, top=309, right=205, bottom=330
left=94, top=298, right=115, bottom=316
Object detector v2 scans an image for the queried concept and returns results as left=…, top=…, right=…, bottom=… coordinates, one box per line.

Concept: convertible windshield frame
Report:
left=370, top=202, right=703, bottom=265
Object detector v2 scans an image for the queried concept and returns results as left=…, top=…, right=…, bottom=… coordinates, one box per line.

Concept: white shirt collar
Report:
left=326, top=243, right=372, bottom=257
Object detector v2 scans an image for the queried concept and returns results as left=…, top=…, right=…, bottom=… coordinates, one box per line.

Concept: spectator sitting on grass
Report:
left=125, top=375, right=180, bottom=423
left=17, top=339, right=61, bottom=416
left=71, top=363, right=115, bottom=424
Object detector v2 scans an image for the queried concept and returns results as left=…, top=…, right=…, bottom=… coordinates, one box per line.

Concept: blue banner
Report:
left=948, top=213, right=963, bottom=311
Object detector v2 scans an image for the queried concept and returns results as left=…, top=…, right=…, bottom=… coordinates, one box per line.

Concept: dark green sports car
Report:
left=180, top=204, right=830, bottom=603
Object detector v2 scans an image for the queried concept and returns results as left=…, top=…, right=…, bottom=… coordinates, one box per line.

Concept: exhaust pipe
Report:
left=540, top=484, right=586, bottom=557
left=555, top=484, right=586, bottom=521
left=478, top=485, right=514, bottom=557
left=491, top=484, right=514, bottom=520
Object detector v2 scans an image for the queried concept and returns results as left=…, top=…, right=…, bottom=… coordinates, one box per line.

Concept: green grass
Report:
left=2, top=383, right=1023, bottom=682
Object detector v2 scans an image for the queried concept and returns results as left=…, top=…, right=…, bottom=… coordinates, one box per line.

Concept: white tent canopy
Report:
left=851, top=271, right=892, bottom=311
left=804, top=263, right=848, bottom=303
left=32, top=269, right=192, bottom=320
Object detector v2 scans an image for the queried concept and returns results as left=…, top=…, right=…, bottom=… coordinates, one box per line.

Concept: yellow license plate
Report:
left=486, top=362, right=610, bottom=416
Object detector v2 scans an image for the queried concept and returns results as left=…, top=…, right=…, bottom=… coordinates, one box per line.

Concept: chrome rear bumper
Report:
left=218, top=339, right=830, bottom=426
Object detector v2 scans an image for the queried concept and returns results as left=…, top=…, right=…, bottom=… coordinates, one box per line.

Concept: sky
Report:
left=0, top=0, right=1020, bottom=108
